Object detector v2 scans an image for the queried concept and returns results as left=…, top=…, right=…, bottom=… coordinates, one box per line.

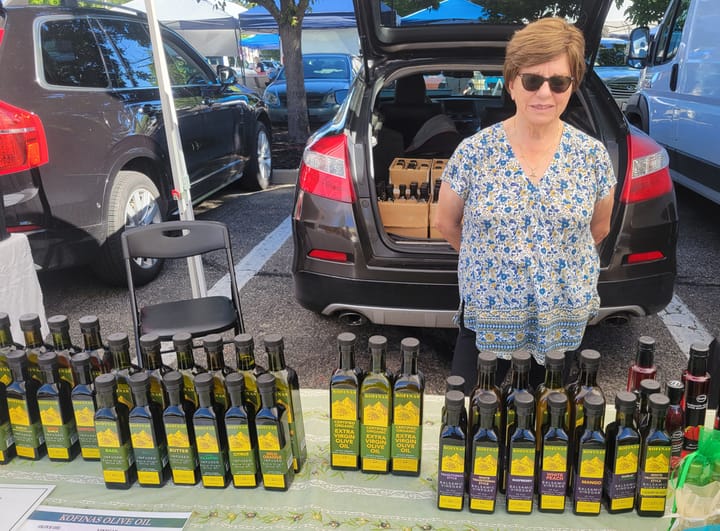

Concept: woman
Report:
left=435, top=17, right=616, bottom=390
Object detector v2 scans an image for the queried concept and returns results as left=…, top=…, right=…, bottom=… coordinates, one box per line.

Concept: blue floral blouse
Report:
left=443, top=121, right=616, bottom=363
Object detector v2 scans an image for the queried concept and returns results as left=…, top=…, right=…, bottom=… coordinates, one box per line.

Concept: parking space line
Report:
left=657, top=293, right=714, bottom=358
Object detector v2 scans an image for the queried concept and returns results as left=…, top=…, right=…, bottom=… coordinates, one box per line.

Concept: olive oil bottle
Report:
left=442, top=375, right=466, bottom=430
left=537, top=392, right=570, bottom=513
left=330, top=332, right=361, bottom=470
left=0, top=375, right=16, bottom=463
left=233, top=333, right=264, bottom=416
left=264, top=333, right=307, bottom=472
left=535, top=350, right=570, bottom=452
left=138, top=334, right=170, bottom=410
left=46, top=315, right=78, bottom=387
left=6, top=350, right=45, bottom=459
left=0, top=312, right=21, bottom=386
left=437, top=390, right=467, bottom=511
left=636, top=393, right=672, bottom=516
left=505, top=391, right=536, bottom=514
left=360, top=335, right=393, bottom=474
left=128, top=372, right=170, bottom=487
left=193, top=372, right=230, bottom=488
left=468, top=393, right=500, bottom=513
left=78, top=315, right=109, bottom=378
left=603, top=391, right=640, bottom=513
left=203, top=334, right=233, bottom=412
left=162, top=371, right=200, bottom=486
left=37, top=352, right=79, bottom=461
left=19, top=313, right=47, bottom=383
left=572, top=391, right=606, bottom=516
left=224, top=372, right=260, bottom=488
left=256, top=372, right=294, bottom=491
left=567, top=349, right=605, bottom=471
left=94, top=373, right=136, bottom=489
left=172, top=332, right=204, bottom=408
left=500, top=351, right=533, bottom=492
left=468, top=352, right=503, bottom=448
left=70, top=352, right=100, bottom=460
left=107, top=333, right=140, bottom=409
left=391, top=337, right=424, bottom=476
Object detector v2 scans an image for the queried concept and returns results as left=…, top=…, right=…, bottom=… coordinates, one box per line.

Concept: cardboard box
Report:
left=378, top=200, right=429, bottom=238
left=389, top=158, right=432, bottom=187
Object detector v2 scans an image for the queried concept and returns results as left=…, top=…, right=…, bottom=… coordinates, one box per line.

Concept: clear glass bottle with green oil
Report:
left=537, top=392, right=570, bottom=513
left=437, top=390, right=467, bottom=511
left=0, top=374, right=17, bottom=463
left=0, top=312, right=21, bottom=386
left=603, top=391, right=640, bottom=514
left=572, top=391, right=606, bottom=516
left=224, top=372, right=260, bottom=488
left=6, top=350, right=45, bottom=459
left=107, top=333, right=140, bottom=410
left=360, top=335, right=393, bottom=474
left=535, top=351, right=570, bottom=452
left=138, top=334, right=170, bottom=410
left=46, top=315, right=78, bottom=387
left=255, top=372, right=294, bottom=491
left=37, top=352, right=79, bottom=461
left=78, top=315, right=109, bottom=378
left=203, top=334, right=232, bottom=413
left=391, top=337, right=424, bottom=476
left=19, top=313, right=47, bottom=383
left=162, top=370, right=200, bottom=486
left=193, top=372, right=229, bottom=488
left=172, top=332, right=204, bottom=408
left=233, top=333, right=264, bottom=416
left=330, top=332, right=361, bottom=470
left=70, top=352, right=99, bottom=460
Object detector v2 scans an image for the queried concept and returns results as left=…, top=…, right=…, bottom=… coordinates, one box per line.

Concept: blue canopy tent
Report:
left=243, top=34, right=280, bottom=50
left=239, top=0, right=357, bottom=31
left=401, top=0, right=487, bottom=23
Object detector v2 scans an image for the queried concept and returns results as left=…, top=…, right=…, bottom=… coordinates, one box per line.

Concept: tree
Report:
left=613, top=0, right=668, bottom=27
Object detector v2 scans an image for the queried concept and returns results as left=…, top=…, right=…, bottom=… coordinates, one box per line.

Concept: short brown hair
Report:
left=503, top=17, right=586, bottom=91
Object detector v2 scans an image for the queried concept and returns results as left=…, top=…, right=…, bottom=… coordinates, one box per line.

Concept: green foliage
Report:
left=614, top=0, right=668, bottom=27
left=479, top=1, right=584, bottom=23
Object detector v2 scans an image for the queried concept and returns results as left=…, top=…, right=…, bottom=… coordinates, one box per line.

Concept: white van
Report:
left=625, top=0, right=720, bottom=204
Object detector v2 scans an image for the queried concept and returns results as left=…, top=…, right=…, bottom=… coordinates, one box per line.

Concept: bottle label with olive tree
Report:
left=194, top=424, right=229, bottom=487
left=257, top=424, right=293, bottom=489
left=164, top=421, right=199, bottom=485
left=360, top=392, right=391, bottom=472
left=330, top=388, right=358, bottom=468
left=539, top=444, right=568, bottom=511
left=637, top=446, right=671, bottom=513
left=438, top=441, right=466, bottom=510
left=391, top=391, right=422, bottom=473
left=226, top=422, right=258, bottom=487
left=129, top=419, right=169, bottom=485
left=573, top=447, right=606, bottom=513
left=506, top=446, right=536, bottom=513
left=72, top=396, right=100, bottom=459
left=603, top=443, right=639, bottom=511
left=7, top=397, right=45, bottom=458
left=38, top=399, right=78, bottom=460
left=95, top=420, right=135, bottom=485
left=0, top=420, right=15, bottom=461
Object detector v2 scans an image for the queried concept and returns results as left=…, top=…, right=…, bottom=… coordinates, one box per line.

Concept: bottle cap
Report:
left=263, top=333, right=284, bottom=350
left=107, top=332, right=130, bottom=351
left=128, top=372, right=150, bottom=392
left=6, top=349, right=27, bottom=368
left=368, top=335, right=387, bottom=350
left=446, top=375, right=465, bottom=393
left=47, top=315, right=70, bottom=333
left=639, top=378, right=662, bottom=397
left=636, top=336, right=656, bottom=367
left=193, top=372, right=214, bottom=393
left=140, top=333, right=160, bottom=351
left=666, top=380, right=684, bottom=405
left=578, top=349, right=601, bottom=369
left=38, top=351, right=58, bottom=370
left=225, top=372, right=245, bottom=392
left=203, top=334, right=224, bottom=352
left=477, top=351, right=497, bottom=372
left=78, top=315, right=100, bottom=331
left=256, top=372, right=276, bottom=393
left=0, top=312, right=9, bottom=328
left=477, top=392, right=498, bottom=414
left=511, top=350, right=532, bottom=371
left=94, top=373, right=117, bottom=393
left=337, top=332, right=356, bottom=348
left=648, top=392, right=670, bottom=415
left=545, top=350, right=566, bottom=370
left=172, top=332, right=193, bottom=351
left=615, top=391, right=637, bottom=413
left=233, top=333, right=254, bottom=352
left=547, top=391, right=568, bottom=412
left=19, top=313, right=40, bottom=331
left=445, top=390, right=465, bottom=411
left=71, top=351, right=91, bottom=369
left=400, top=337, right=420, bottom=352
left=163, top=371, right=183, bottom=391
left=514, top=390, right=534, bottom=413
left=583, top=391, right=605, bottom=413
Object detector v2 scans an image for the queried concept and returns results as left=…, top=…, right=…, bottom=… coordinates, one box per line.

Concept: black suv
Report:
left=291, top=0, right=678, bottom=328
left=0, top=1, right=272, bottom=284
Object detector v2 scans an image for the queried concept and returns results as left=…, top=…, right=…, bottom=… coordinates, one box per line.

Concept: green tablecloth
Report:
left=1, top=390, right=699, bottom=530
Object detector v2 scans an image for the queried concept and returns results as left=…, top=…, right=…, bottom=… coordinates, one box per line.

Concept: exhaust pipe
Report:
left=601, top=313, right=631, bottom=327
left=337, top=311, right=368, bottom=327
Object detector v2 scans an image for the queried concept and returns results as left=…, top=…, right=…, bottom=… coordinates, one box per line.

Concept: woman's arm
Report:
left=434, top=181, right=465, bottom=252
left=590, top=186, right=615, bottom=245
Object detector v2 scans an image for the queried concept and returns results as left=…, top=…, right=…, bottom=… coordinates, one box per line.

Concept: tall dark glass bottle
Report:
left=203, top=334, right=232, bottom=412
left=19, top=313, right=47, bottom=383
left=233, top=333, right=264, bottom=416
left=627, top=336, right=657, bottom=394
left=255, top=372, right=294, bottom=491
left=46, top=315, right=78, bottom=387
left=128, top=372, right=170, bottom=487
left=224, top=372, right=260, bottom=488
left=107, top=332, right=140, bottom=409
left=535, top=350, right=570, bottom=452
left=468, top=351, right=502, bottom=446
left=391, top=337, right=424, bottom=476
left=442, top=375, right=466, bottom=430
left=37, top=352, right=79, bottom=461
left=567, top=349, right=604, bottom=461
left=504, top=391, right=536, bottom=514
left=172, top=332, right=204, bottom=408
left=665, top=380, right=684, bottom=469
left=537, top=392, right=570, bottom=513
left=360, top=335, right=393, bottom=474
left=193, top=372, right=230, bottom=488
left=437, top=390, right=466, bottom=511
left=78, top=315, right=109, bottom=378
left=468, top=393, right=500, bottom=514
left=162, top=371, right=200, bottom=486
left=572, top=391, right=606, bottom=516
left=0, top=312, right=21, bottom=387
left=603, top=391, right=640, bottom=514
left=94, top=373, right=136, bottom=489
left=70, top=352, right=100, bottom=460
left=330, top=332, right=361, bottom=470
left=501, top=350, right=533, bottom=492
left=6, top=350, right=45, bottom=459
left=682, top=343, right=711, bottom=454
left=636, top=378, right=661, bottom=434
left=636, top=393, right=672, bottom=516
left=264, top=333, right=307, bottom=472
left=138, top=334, right=170, bottom=410
left=0, top=375, right=15, bottom=463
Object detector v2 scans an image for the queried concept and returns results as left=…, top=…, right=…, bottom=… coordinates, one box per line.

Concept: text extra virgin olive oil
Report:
left=330, top=332, right=362, bottom=470
left=391, top=337, right=424, bottom=476
left=360, top=335, right=393, bottom=474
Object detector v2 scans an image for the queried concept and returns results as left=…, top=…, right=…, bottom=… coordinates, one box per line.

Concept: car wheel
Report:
left=241, top=122, right=272, bottom=191
left=92, top=170, right=164, bottom=286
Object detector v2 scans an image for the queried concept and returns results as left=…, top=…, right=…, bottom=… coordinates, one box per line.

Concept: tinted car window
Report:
left=40, top=19, right=108, bottom=88
left=98, top=18, right=156, bottom=88
left=163, top=39, right=212, bottom=86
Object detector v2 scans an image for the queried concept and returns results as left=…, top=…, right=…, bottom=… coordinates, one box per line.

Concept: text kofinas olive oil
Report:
left=330, top=332, right=362, bottom=470
left=391, top=338, right=424, bottom=476
left=360, top=335, right=393, bottom=474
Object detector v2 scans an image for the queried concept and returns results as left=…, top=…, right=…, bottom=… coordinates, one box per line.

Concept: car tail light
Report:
left=625, top=250, right=665, bottom=264
left=308, top=249, right=349, bottom=262
left=0, top=101, right=49, bottom=176
left=298, top=133, right=354, bottom=203
left=620, top=132, right=673, bottom=203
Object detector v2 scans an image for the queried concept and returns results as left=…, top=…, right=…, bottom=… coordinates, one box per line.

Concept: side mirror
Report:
left=628, top=26, right=650, bottom=67
left=216, top=65, right=237, bottom=85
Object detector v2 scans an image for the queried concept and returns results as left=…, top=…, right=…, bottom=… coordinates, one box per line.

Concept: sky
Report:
left=606, top=1, right=632, bottom=22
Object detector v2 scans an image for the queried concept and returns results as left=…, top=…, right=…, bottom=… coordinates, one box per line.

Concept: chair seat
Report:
left=139, top=296, right=237, bottom=339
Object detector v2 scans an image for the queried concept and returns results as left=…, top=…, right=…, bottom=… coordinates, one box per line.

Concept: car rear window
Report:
left=40, top=19, right=109, bottom=88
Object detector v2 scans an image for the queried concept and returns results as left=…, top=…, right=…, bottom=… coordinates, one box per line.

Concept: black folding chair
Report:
left=121, top=220, right=244, bottom=362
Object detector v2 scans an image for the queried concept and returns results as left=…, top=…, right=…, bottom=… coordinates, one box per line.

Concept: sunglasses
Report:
left=517, top=73, right=574, bottom=93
